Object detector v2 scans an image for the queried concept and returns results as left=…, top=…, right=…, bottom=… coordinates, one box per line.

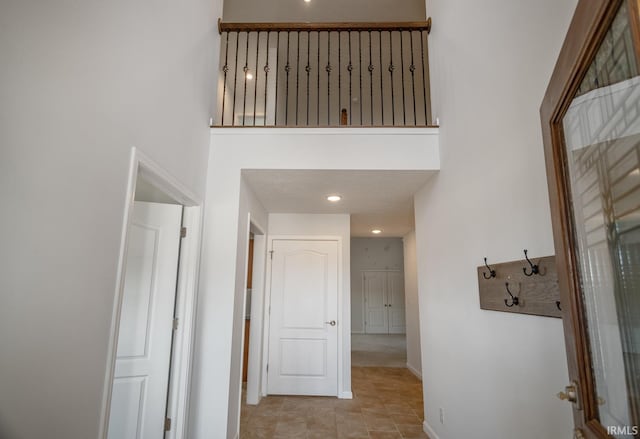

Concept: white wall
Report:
left=0, top=1, right=221, bottom=438
left=417, top=0, right=577, bottom=438
left=193, top=127, right=438, bottom=438
left=350, top=238, right=405, bottom=333
left=223, top=0, right=425, bottom=23
left=402, top=231, right=421, bottom=379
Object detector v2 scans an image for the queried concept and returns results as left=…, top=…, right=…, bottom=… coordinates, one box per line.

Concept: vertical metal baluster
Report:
left=295, top=31, right=300, bottom=126
left=306, top=31, right=311, bottom=126
left=253, top=31, right=260, bottom=126
left=232, top=31, right=240, bottom=126
left=317, top=31, right=320, bottom=125
left=242, top=31, right=250, bottom=126
left=338, top=31, right=341, bottom=126
left=399, top=31, right=406, bottom=126
left=409, top=31, right=416, bottom=126
left=378, top=31, right=384, bottom=125
left=264, top=32, right=270, bottom=126
left=420, top=30, right=428, bottom=125
left=348, top=31, right=353, bottom=126
left=358, top=31, right=363, bottom=125
left=285, top=31, right=291, bottom=125
left=389, top=31, right=395, bottom=126
left=326, top=31, right=331, bottom=126
left=368, top=30, right=373, bottom=126
left=221, top=32, right=230, bottom=126
left=274, top=32, right=280, bottom=125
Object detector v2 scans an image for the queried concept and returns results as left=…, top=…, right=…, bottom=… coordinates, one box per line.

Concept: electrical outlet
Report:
left=439, top=408, right=445, bottom=424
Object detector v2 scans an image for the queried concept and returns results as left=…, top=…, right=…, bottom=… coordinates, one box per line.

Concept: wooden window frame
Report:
left=541, top=0, right=640, bottom=437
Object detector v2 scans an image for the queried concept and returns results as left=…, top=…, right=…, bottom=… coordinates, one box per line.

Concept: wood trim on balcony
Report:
left=218, top=18, right=432, bottom=34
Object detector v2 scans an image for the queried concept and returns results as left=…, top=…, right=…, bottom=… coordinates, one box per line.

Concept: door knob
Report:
left=557, top=382, right=578, bottom=404
left=325, top=320, right=336, bottom=326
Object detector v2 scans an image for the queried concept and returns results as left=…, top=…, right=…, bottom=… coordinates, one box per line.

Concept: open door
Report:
left=542, top=1, right=640, bottom=438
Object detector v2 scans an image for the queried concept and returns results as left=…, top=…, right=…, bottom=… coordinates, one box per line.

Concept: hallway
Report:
left=240, top=367, right=427, bottom=438
left=351, top=334, right=407, bottom=368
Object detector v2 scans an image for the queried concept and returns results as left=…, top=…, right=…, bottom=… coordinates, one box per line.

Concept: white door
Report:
left=267, top=239, right=339, bottom=396
left=387, top=271, right=406, bottom=334
left=364, top=271, right=405, bottom=334
left=363, top=271, right=389, bottom=334
left=107, top=201, right=182, bottom=439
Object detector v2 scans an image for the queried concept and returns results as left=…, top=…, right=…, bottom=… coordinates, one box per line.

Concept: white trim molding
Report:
left=406, top=363, right=422, bottom=380
left=99, top=147, right=203, bottom=439
left=424, top=420, right=442, bottom=439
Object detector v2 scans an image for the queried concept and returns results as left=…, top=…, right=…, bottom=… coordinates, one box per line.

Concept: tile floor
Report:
left=351, top=334, right=407, bottom=368
left=240, top=367, right=428, bottom=438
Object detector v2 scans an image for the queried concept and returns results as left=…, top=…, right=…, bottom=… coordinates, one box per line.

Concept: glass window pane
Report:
left=562, top=2, right=640, bottom=436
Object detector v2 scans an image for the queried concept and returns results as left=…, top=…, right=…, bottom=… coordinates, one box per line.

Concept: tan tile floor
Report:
left=240, top=367, right=428, bottom=439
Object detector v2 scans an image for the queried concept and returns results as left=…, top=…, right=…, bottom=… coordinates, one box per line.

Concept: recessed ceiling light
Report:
left=246, top=72, right=253, bottom=80
left=304, top=0, right=311, bottom=3
left=327, top=195, right=341, bottom=202
left=371, top=229, right=382, bottom=234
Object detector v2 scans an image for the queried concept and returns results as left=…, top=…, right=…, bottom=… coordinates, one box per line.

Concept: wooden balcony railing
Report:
left=214, top=19, right=433, bottom=127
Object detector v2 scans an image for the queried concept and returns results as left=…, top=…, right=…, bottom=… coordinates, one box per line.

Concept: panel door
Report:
left=364, top=271, right=389, bottom=334
left=542, top=1, right=640, bottom=437
left=267, top=239, right=339, bottom=396
left=387, top=271, right=406, bottom=334
left=107, top=202, right=182, bottom=439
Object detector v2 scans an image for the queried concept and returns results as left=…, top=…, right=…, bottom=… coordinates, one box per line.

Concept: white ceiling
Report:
left=242, top=170, right=436, bottom=237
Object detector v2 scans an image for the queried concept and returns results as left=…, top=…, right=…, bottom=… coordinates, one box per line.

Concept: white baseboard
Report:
left=424, top=420, right=441, bottom=439
left=350, top=331, right=365, bottom=334
left=406, top=362, right=422, bottom=380
left=339, top=391, right=353, bottom=399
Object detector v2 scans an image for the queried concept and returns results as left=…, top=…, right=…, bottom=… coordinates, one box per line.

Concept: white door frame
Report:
left=99, top=147, right=203, bottom=439
left=262, top=235, right=345, bottom=398
left=236, top=215, right=267, bottom=410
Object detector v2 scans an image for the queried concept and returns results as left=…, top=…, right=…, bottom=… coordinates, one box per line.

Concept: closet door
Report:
left=364, top=271, right=389, bottom=334
left=387, top=272, right=406, bottom=334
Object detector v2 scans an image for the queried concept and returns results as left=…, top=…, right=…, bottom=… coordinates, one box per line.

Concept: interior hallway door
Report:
left=107, top=201, right=182, bottom=439
left=364, top=271, right=406, bottom=334
left=267, top=239, right=339, bottom=396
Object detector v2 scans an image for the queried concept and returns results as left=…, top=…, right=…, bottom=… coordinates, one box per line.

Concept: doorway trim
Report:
left=98, top=147, right=203, bottom=439
left=262, top=235, right=349, bottom=399
left=245, top=219, right=267, bottom=405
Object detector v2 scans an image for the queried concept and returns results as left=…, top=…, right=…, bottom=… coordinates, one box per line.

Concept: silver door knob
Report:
left=325, top=320, right=336, bottom=326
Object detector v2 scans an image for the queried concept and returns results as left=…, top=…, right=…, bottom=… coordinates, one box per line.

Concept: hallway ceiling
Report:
left=242, top=170, right=436, bottom=237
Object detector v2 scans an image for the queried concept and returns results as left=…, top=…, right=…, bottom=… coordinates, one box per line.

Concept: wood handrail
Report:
left=218, top=17, right=431, bottom=34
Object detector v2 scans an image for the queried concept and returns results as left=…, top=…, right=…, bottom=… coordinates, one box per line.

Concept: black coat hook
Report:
left=522, top=249, right=540, bottom=276
left=483, top=257, right=496, bottom=279
left=556, top=301, right=562, bottom=311
left=504, top=282, right=520, bottom=307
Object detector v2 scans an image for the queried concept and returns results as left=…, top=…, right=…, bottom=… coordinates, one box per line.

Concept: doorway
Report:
left=101, top=149, right=202, bottom=439
left=266, top=238, right=340, bottom=396
left=350, top=237, right=411, bottom=370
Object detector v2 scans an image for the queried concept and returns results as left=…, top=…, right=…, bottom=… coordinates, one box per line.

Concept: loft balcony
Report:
left=213, top=19, right=434, bottom=127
